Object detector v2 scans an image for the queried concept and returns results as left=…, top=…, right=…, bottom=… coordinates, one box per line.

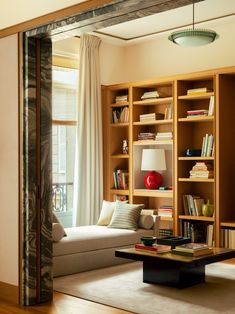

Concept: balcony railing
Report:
left=52, top=182, right=73, bottom=212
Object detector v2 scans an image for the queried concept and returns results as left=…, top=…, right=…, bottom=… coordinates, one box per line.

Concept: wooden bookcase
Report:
left=103, top=66, right=235, bottom=248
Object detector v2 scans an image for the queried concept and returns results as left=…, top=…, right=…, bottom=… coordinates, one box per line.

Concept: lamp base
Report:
left=144, top=171, right=163, bottom=189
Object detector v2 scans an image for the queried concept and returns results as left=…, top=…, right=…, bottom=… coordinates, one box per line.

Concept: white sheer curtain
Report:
left=73, top=34, right=103, bottom=226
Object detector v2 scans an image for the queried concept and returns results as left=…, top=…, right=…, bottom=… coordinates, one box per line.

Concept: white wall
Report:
left=0, top=0, right=85, bottom=29
left=123, top=18, right=235, bottom=82
left=0, top=34, right=19, bottom=286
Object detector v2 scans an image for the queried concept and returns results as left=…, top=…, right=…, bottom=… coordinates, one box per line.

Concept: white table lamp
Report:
left=141, top=149, right=166, bottom=189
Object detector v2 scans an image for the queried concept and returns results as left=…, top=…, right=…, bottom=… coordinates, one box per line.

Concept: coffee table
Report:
left=115, top=247, right=235, bottom=288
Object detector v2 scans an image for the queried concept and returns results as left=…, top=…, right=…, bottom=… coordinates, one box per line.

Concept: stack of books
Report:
left=186, top=109, right=208, bottom=118
left=201, top=134, right=214, bottom=157
left=137, top=132, right=155, bottom=141
left=155, top=132, right=173, bottom=141
left=182, top=194, right=205, bottom=216
left=139, top=112, right=164, bottom=121
left=135, top=243, right=171, bottom=254
left=115, top=95, right=128, bottom=103
left=158, top=205, right=173, bottom=218
left=187, top=87, right=213, bottom=95
left=113, top=169, right=129, bottom=189
left=141, top=90, right=159, bottom=100
left=189, top=162, right=214, bottom=179
left=172, top=243, right=213, bottom=256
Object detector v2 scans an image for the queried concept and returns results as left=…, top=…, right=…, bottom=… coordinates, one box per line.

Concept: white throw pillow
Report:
left=96, top=200, right=116, bottom=225
left=108, top=202, right=144, bottom=231
left=138, top=215, right=154, bottom=230
left=52, top=223, right=65, bottom=242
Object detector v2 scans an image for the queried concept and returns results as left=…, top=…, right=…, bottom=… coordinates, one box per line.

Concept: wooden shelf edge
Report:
left=179, top=215, right=215, bottom=222
left=133, top=97, right=173, bottom=105
left=133, top=119, right=173, bottom=125
left=133, top=189, right=173, bottom=198
left=220, top=222, right=235, bottom=228
left=178, top=92, right=214, bottom=100
left=110, top=189, right=130, bottom=195
left=159, top=216, right=174, bottom=221
left=178, top=156, right=214, bottom=160
left=110, top=123, right=129, bottom=127
left=110, top=102, right=129, bottom=107
left=133, top=140, right=173, bottom=146
left=178, top=178, right=214, bottom=182
left=111, top=154, right=129, bottom=159
left=178, top=116, right=214, bottom=122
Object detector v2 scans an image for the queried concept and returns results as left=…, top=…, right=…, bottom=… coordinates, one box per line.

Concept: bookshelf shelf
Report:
left=220, top=222, right=235, bottom=228
left=178, top=157, right=214, bottom=161
left=178, top=178, right=214, bottom=182
left=133, top=189, right=173, bottom=198
left=133, top=140, right=173, bottom=146
left=110, top=123, right=129, bottom=127
left=110, top=101, right=129, bottom=107
left=159, top=217, right=174, bottom=221
left=178, top=116, right=214, bottom=122
left=110, top=189, right=130, bottom=195
left=178, top=92, right=214, bottom=100
left=133, top=119, right=173, bottom=126
left=111, top=154, right=129, bottom=159
left=133, top=97, right=173, bottom=105
left=179, top=215, right=215, bottom=222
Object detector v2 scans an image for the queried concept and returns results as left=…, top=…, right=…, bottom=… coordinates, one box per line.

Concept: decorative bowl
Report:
left=141, top=236, right=156, bottom=246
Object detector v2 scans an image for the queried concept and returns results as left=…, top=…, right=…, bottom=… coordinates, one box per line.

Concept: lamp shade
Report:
left=168, top=29, right=218, bottom=47
left=141, top=149, right=166, bottom=171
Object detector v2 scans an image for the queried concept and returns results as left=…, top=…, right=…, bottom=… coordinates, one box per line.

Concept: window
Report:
left=52, top=64, right=79, bottom=227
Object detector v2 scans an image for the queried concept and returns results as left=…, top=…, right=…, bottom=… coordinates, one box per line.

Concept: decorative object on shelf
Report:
left=122, top=139, right=128, bottom=154
left=141, top=149, right=166, bottom=189
left=202, top=200, right=214, bottom=217
left=168, top=1, right=218, bottom=46
left=185, top=149, right=201, bottom=156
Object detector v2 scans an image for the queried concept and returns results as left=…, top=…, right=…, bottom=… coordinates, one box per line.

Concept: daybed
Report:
left=53, top=222, right=158, bottom=277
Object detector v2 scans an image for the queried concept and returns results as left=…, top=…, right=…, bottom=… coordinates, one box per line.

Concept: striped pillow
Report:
left=108, top=202, right=144, bottom=230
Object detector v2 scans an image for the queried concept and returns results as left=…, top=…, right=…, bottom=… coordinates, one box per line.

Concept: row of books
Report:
left=182, top=221, right=206, bottom=243
left=182, top=194, right=205, bottom=216
left=139, top=112, right=164, bottom=121
left=159, top=228, right=173, bottom=237
left=189, top=162, right=214, bottom=179
left=113, top=169, right=129, bottom=190
left=141, top=90, right=159, bottom=100
left=201, top=134, right=214, bottom=157
left=164, top=105, right=173, bottom=120
left=158, top=205, right=173, bottom=218
left=115, top=95, right=128, bottom=103
left=221, top=229, right=235, bottom=249
left=112, top=106, right=129, bottom=123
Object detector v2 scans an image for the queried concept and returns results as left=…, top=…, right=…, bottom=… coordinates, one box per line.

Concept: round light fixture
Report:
left=169, top=1, right=218, bottom=47
left=168, top=28, right=218, bottom=46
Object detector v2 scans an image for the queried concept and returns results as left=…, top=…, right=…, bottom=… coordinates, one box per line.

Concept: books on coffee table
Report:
left=135, top=243, right=171, bottom=254
left=172, top=242, right=213, bottom=256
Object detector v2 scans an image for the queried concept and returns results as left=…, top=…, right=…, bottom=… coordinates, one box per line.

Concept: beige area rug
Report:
left=54, top=262, right=235, bottom=314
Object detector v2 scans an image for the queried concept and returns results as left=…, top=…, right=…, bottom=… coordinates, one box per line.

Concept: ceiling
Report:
left=93, top=0, right=235, bottom=45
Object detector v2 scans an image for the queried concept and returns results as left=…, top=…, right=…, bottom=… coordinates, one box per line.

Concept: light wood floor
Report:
left=0, top=292, right=132, bottom=314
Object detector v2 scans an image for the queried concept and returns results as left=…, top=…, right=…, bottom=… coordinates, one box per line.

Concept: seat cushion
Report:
left=53, top=225, right=153, bottom=257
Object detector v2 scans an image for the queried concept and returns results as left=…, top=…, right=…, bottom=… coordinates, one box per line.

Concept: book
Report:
left=187, top=87, right=213, bottom=95
left=208, top=95, right=214, bottom=116
left=135, top=243, right=171, bottom=254
left=174, top=242, right=209, bottom=252
left=172, top=248, right=213, bottom=256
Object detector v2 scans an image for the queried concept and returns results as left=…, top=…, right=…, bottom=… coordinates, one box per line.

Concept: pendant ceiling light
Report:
left=168, top=0, right=218, bottom=47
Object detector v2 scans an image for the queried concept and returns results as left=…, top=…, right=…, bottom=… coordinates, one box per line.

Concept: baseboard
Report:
left=0, top=281, right=18, bottom=304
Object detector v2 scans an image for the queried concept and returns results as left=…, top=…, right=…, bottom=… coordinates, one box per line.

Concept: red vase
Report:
left=144, top=171, right=163, bottom=189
